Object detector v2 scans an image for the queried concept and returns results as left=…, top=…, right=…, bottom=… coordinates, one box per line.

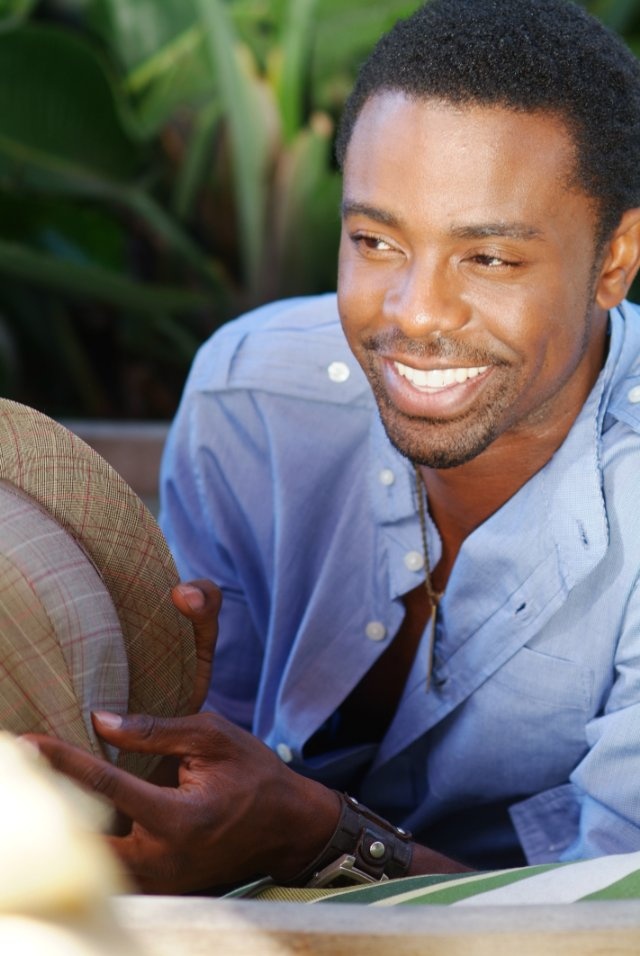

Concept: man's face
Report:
left=337, top=93, right=609, bottom=469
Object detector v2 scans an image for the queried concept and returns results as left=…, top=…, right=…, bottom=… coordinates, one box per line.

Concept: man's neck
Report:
left=418, top=416, right=586, bottom=592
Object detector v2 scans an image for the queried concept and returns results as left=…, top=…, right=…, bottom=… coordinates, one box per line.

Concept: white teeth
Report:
left=394, top=361, right=488, bottom=389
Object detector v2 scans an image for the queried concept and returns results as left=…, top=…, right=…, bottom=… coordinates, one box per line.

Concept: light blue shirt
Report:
left=160, top=293, right=640, bottom=869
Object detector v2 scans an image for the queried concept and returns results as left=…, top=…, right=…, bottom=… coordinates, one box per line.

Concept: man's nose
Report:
left=383, top=259, right=470, bottom=336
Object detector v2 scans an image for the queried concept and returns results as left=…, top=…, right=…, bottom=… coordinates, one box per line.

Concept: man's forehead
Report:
left=342, top=93, right=581, bottom=211
left=347, top=91, right=576, bottom=152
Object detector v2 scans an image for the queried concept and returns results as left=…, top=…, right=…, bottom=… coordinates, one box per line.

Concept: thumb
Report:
left=172, top=580, right=222, bottom=713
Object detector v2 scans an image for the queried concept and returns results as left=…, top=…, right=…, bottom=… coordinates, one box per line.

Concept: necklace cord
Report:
left=414, top=465, right=442, bottom=690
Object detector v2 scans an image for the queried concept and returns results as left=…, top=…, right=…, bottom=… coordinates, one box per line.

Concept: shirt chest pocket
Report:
left=490, top=645, right=594, bottom=711
left=427, top=646, right=594, bottom=802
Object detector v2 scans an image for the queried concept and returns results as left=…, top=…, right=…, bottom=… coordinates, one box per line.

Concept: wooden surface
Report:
left=115, top=896, right=640, bottom=955
left=62, top=420, right=169, bottom=512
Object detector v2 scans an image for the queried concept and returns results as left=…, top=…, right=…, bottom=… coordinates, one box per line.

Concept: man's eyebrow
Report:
left=341, top=200, right=402, bottom=228
left=341, top=203, right=544, bottom=242
left=449, top=222, right=544, bottom=241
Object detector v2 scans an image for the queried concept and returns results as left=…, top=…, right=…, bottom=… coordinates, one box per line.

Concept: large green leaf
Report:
left=196, top=0, right=275, bottom=292
left=269, top=113, right=341, bottom=298
left=274, top=0, right=318, bottom=143
left=74, top=0, right=214, bottom=134
left=0, top=24, right=227, bottom=291
left=79, top=0, right=199, bottom=72
left=0, top=25, right=140, bottom=184
left=311, top=0, right=423, bottom=112
left=0, top=0, right=37, bottom=32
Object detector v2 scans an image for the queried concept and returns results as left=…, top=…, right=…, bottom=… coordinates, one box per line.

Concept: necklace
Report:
left=414, top=464, right=444, bottom=690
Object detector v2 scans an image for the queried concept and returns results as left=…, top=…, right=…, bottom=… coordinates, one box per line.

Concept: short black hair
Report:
left=336, top=0, right=640, bottom=246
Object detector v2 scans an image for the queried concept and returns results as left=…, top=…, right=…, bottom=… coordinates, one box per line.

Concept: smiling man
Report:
left=33, top=0, right=640, bottom=892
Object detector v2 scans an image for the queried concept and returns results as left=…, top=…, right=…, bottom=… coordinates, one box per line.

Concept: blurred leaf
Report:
left=0, top=239, right=210, bottom=315
left=275, top=0, right=318, bottom=143
left=128, top=47, right=214, bottom=136
left=85, top=0, right=198, bottom=73
left=625, top=33, right=640, bottom=56
left=0, top=20, right=226, bottom=294
left=0, top=0, right=37, bottom=32
left=172, top=99, right=222, bottom=221
left=585, top=0, right=640, bottom=31
left=0, top=25, right=141, bottom=183
left=229, top=0, right=285, bottom=69
left=196, top=0, right=275, bottom=292
left=0, top=194, right=128, bottom=271
left=311, top=0, right=422, bottom=112
left=270, top=112, right=340, bottom=298
left=76, top=0, right=214, bottom=134
left=120, top=185, right=229, bottom=294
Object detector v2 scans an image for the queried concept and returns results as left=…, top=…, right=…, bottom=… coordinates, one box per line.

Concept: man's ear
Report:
left=595, top=208, right=640, bottom=310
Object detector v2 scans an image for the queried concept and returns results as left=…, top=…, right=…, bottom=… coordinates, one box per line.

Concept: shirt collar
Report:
left=367, top=306, right=632, bottom=595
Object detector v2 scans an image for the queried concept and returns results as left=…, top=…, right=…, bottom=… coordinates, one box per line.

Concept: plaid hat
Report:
left=0, top=399, right=196, bottom=778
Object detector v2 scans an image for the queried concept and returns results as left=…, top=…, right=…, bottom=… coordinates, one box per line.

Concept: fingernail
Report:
left=177, top=584, right=205, bottom=611
left=92, top=711, right=123, bottom=730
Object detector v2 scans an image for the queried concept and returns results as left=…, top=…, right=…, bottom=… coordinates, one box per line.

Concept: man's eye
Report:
left=473, top=254, right=521, bottom=268
left=352, top=233, right=394, bottom=252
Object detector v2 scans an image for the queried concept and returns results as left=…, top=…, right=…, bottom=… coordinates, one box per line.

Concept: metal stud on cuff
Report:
left=288, top=792, right=413, bottom=888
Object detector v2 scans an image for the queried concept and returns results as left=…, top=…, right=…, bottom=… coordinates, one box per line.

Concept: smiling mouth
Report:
left=394, top=360, right=489, bottom=390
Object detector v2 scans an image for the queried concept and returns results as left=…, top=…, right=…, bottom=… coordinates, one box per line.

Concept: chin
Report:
left=377, top=405, right=501, bottom=470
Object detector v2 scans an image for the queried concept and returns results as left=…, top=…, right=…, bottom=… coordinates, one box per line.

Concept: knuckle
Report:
left=78, top=762, right=120, bottom=801
left=127, top=714, right=160, bottom=742
left=195, top=711, right=219, bottom=731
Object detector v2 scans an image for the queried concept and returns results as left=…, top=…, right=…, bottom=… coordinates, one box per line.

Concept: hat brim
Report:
left=0, top=399, right=196, bottom=776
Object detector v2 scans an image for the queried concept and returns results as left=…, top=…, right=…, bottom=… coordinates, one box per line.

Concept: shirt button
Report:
left=328, top=361, right=350, bottom=383
left=379, top=468, right=395, bottom=486
left=404, top=550, right=425, bottom=572
left=628, top=385, right=640, bottom=404
left=276, top=743, right=293, bottom=763
left=365, top=621, right=387, bottom=642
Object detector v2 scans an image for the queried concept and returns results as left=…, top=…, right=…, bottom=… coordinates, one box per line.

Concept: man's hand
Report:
left=170, top=580, right=222, bottom=713
left=27, top=712, right=341, bottom=894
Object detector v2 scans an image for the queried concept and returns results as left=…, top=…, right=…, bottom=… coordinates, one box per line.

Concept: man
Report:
left=33, top=0, right=640, bottom=893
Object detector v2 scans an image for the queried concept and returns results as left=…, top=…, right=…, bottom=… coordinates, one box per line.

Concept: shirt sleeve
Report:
left=159, top=382, right=271, bottom=730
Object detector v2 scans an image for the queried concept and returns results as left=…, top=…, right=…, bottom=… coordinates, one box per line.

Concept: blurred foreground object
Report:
left=0, top=733, right=142, bottom=956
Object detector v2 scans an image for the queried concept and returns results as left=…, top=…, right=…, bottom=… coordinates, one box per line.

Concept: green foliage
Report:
left=1, top=0, right=418, bottom=416
left=0, top=0, right=638, bottom=417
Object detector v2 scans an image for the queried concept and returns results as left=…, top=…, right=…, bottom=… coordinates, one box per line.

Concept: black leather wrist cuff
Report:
left=288, top=792, right=413, bottom=888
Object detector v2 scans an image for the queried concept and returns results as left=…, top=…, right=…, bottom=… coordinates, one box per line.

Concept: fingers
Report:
left=172, top=579, right=221, bottom=713
left=91, top=711, right=218, bottom=759
left=25, top=733, right=164, bottom=826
